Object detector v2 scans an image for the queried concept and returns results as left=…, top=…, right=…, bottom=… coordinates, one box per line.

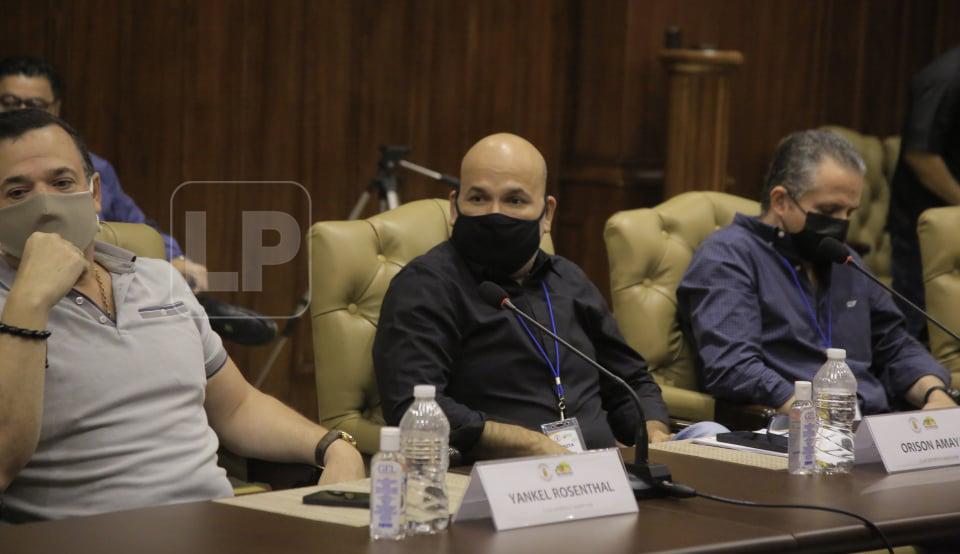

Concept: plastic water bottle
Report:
left=399, top=385, right=450, bottom=534
left=370, top=427, right=405, bottom=541
left=814, top=348, right=858, bottom=474
left=788, top=381, right=817, bottom=475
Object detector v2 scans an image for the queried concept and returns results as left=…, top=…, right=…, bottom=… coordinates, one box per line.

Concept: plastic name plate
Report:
left=854, top=407, right=960, bottom=473
left=453, top=448, right=637, bottom=531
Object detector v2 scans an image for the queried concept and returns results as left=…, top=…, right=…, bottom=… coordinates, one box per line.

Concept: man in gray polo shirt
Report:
left=0, top=109, right=364, bottom=522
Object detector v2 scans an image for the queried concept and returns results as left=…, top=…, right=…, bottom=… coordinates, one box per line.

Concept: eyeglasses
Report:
left=0, top=94, right=54, bottom=111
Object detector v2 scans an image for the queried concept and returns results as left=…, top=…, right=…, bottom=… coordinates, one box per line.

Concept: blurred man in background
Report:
left=887, top=46, right=960, bottom=340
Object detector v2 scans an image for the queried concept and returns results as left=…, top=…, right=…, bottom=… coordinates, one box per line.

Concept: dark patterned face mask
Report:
left=787, top=194, right=850, bottom=263
left=450, top=200, right=545, bottom=276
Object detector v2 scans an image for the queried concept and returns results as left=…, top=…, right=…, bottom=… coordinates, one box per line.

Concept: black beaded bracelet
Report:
left=924, top=385, right=952, bottom=405
left=0, top=322, right=51, bottom=340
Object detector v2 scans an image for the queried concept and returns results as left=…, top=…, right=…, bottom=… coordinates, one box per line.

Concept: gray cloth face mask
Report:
left=0, top=189, right=99, bottom=258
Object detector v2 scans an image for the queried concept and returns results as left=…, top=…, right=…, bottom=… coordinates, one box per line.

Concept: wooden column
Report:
left=660, top=49, right=743, bottom=198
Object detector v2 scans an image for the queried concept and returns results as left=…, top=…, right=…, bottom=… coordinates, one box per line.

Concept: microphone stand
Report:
left=500, top=298, right=672, bottom=499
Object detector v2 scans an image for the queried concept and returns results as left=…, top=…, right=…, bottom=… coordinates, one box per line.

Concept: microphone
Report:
left=816, top=237, right=960, bottom=345
left=478, top=281, right=672, bottom=499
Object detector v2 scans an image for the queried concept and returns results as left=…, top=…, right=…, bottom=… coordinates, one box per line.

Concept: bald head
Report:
left=451, top=132, right=556, bottom=243
left=460, top=133, right=547, bottom=198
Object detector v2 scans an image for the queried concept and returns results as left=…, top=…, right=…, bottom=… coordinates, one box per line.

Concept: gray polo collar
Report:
left=93, top=241, right=138, bottom=274
left=0, top=241, right=137, bottom=291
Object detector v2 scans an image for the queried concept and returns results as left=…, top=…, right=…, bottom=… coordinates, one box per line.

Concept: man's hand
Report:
left=777, top=395, right=796, bottom=415
left=530, top=434, right=573, bottom=456
left=8, top=232, right=87, bottom=315
left=647, top=420, right=673, bottom=443
left=923, top=389, right=958, bottom=411
left=472, top=420, right=570, bottom=459
left=171, top=257, right=209, bottom=292
left=317, top=439, right=366, bottom=486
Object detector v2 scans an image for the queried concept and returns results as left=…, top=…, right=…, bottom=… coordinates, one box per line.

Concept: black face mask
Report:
left=450, top=200, right=545, bottom=276
left=787, top=195, right=850, bottom=263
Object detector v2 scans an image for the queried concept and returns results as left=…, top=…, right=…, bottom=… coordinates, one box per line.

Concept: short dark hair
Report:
left=760, top=129, right=866, bottom=212
left=0, top=56, right=65, bottom=101
left=0, top=109, right=94, bottom=178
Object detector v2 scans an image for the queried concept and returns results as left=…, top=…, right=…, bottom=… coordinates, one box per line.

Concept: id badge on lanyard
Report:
left=515, top=281, right=587, bottom=452
left=541, top=418, right=586, bottom=453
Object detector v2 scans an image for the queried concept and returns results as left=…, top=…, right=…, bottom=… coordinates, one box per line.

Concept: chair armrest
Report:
left=247, top=459, right=321, bottom=490
left=660, top=385, right=775, bottom=431
left=660, top=385, right=716, bottom=423
left=218, top=448, right=321, bottom=492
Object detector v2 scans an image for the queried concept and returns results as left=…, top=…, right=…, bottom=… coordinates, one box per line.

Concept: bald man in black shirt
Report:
left=374, top=133, right=725, bottom=461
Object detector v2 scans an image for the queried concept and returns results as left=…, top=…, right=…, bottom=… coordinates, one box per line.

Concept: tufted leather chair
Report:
left=917, top=206, right=960, bottom=387
left=821, top=126, right=900, bottom=286
left=309, top=199, right=555, bottom=454
left=605, top=192, right=766, bottom=426
left=95, top=221, right=167, bottom=259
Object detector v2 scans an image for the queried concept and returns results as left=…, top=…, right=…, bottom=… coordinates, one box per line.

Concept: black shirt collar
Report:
left=458, top=247, right=560, bottom=287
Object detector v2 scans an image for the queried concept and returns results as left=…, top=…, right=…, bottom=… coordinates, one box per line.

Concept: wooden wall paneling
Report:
left=935, top=0, right=960, bottom=55
left=565, top=0, right=628, bottom=166
left=298, top=0, right=362, bottom=421
left=230, top=0, right=311, bottom=409
left=177, top=0, right=252, bottom=390
left=620, top=0, right=679, bottom=170
left=114, top=0, right=185, bottom=234
left=301, top=0, right=359, bottom=224
left=659, top=49, right=743, bottom=198
left=0, top=1, right=48, bottom=60
left=46, top=0, right=124, bottom=161
left=820, top=0, right=868, bottom=131
left=556, top=0, right=631, bottom=301
left=405, top=0, right=470, bottom=197
left=715, top=1, right=829, bottom=201
left=352, top=0, right=421, bottom=214
left=858, top=0, right=930, bottom=137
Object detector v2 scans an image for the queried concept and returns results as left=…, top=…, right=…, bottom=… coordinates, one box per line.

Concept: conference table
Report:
left=4, top=448, right=960, bottom=554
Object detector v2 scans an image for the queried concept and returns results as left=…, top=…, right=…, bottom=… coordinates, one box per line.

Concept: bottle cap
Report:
left=413, top=384, right=436, bottom=399
left=379, top=426, right=400, bottom=452
left=794, top=381, right=812, bottom=401
left=826, top=348, right=846, bottom=360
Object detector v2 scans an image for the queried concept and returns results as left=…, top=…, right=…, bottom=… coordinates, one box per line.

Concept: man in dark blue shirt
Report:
left=678, top=130, right=954, bottom=415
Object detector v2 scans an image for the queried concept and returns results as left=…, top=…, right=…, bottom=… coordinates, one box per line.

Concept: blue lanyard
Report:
left=514, top=281, right=566, bottom=420
left=777, top=256, right=832, bottom=349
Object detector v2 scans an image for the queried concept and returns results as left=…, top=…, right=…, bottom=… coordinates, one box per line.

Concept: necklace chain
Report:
left=93, top=264, right=113, bottom=320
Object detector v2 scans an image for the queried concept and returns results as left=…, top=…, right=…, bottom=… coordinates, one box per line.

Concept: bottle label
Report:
left=370, top=460, right=404, bottom=537
left=789, top=407, right=817, bottom=471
